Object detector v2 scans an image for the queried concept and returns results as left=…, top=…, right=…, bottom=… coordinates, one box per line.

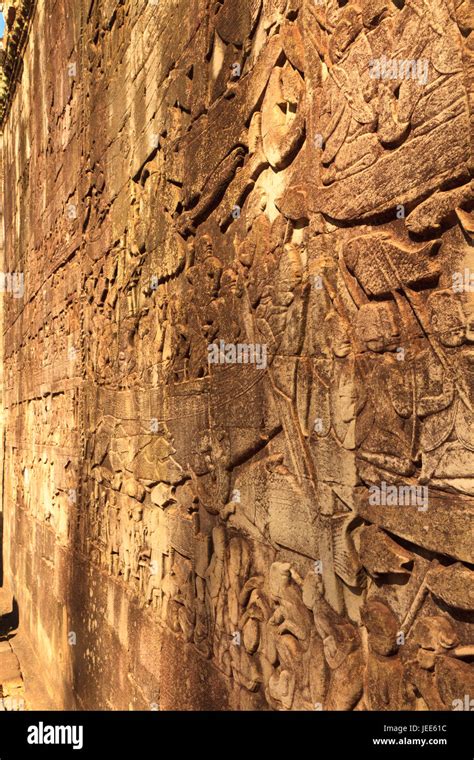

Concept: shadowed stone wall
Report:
left=0, top=0, right=473, bottom=711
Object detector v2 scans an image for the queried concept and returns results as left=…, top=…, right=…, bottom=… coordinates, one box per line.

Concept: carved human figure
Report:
left=204, top=526, right=230, bottom=671
left=361, top=598, right=410, bottom=710
left=260, top=61, right=305, bottom=171
left=265, top=562, right=313, bottom=710
left=162, top=549, right=196, bottom=642
left=310, top=310, right=363, bottom=455
left=414, top=292, right=474, bottom=495
left=194, top=575, right=212, bottom=659
left=303, top=570, right=363, bottom=711
left=105, top=493, right=121, bottom=576
left=354, top=301, right=415, bottom=478
left=121, top=505, right=146, bottom=584
left=404, top=615, right=474, bottom=710
left=227, top=538, right=263, bottom=693
left=191, top=429, right=232, bottom=515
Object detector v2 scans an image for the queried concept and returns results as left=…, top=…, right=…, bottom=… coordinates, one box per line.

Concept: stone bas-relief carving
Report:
left=0, top=0, right=472, bottom=710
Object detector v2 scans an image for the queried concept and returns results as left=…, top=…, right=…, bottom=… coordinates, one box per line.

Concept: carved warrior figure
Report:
left=361, top=598, right=410, bottom=711
left=303, top=571, right=364, bottom=711
left=416, top=293, right=474, bottom=494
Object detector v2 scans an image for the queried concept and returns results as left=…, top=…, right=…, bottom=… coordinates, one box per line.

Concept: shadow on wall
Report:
left=0, top=511, right=20, bottom=638
left=0, top=596, right=18, bottom=638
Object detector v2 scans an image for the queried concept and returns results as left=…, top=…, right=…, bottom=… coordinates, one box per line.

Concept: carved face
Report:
left=132, top=506, right=143, bottom=523
left=362, top=599, right=399, bottom=656
left=428, top=292, right=466, bottom=347
left=356, top=302, right=400, bottom=353
left=220, top=267, right=240, bottom=296
left=269, top=562, right=292, bottom=600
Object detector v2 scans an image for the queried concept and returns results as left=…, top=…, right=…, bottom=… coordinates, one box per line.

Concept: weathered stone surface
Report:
left=0, top=0, right=472, bottom=712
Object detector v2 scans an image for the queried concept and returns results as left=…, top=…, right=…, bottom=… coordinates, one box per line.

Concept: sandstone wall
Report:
left=0, top=0, right=473, bottom=710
